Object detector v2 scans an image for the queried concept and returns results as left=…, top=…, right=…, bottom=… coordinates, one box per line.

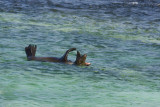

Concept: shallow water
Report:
left=0, top=0, right=160, bottom=107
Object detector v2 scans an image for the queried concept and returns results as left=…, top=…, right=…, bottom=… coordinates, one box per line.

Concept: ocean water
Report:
left=0, top=0, right=160, bottom=107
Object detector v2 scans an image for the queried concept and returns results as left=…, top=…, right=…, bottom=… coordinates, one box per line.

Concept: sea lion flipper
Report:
left=31, top=45, right=37, bottom=56
left=25, top=45, right=32, bottom=57
left=25, top=44, right=37, bottom=57
left=60, top=48, right=76, bottom=62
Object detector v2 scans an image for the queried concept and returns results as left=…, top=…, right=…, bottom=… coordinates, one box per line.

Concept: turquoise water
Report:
left=0, top=0, right=160, bottom=107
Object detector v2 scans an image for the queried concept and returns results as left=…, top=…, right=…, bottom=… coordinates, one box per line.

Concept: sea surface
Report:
left=0, top=0, right=160, bottom=107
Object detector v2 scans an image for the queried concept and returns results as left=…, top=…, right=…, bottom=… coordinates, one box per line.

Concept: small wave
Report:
left=128, top=2, right=138, bottom=5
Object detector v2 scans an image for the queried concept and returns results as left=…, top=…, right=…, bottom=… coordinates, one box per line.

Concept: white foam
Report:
left=129, top=2, right=138, bottom=5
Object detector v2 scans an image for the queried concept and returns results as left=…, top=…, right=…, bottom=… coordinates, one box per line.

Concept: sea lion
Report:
left=25, top=44, right=91, bottom=66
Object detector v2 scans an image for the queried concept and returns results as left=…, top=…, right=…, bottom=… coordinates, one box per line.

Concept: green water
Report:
left=0, top=0, right=160, bottom=107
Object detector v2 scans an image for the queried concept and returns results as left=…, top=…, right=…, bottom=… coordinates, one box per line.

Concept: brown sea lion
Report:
left=25, top=44, right=91, bottom=66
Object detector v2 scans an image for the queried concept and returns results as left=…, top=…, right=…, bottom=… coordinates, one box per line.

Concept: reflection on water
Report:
left=0, top=0, right=160, bottom=106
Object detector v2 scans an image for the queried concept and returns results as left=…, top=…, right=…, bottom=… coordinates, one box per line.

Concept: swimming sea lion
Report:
left=25, top=44, right=91, bottom=66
